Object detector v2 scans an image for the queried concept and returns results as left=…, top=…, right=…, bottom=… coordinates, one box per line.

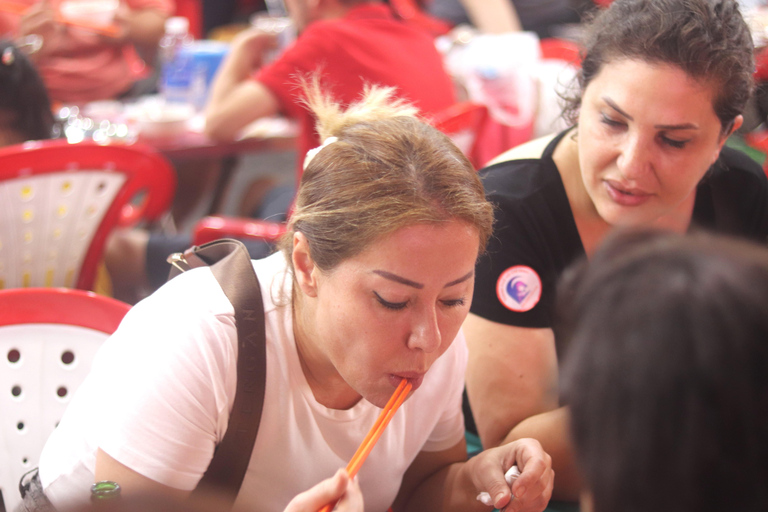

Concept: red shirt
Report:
left=256, top=3, right=456, bottom=171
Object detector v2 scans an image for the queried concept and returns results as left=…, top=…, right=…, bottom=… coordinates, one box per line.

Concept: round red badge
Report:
left=496, top=265, right=542, bottom=312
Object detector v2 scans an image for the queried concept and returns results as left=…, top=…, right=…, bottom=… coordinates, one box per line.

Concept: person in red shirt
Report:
left=0, top=0, right=172, bottom=104
left=205, top=0, right=456, bottom=161
left=106, top=0, right=459, bottom=304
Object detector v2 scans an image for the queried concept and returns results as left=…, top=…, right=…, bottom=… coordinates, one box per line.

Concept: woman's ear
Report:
left=714, top=114, right=744, bottom=164
left=292, top=232, right=319, bottom=297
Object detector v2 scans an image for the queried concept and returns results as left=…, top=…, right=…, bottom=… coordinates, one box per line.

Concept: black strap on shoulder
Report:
left=168, top=239, right=267, bottom=507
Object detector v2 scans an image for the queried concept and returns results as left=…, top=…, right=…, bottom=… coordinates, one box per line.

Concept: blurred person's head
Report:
left=558, top=228, right=768, bottom=512
left=0, top=39, right=54, bottom=145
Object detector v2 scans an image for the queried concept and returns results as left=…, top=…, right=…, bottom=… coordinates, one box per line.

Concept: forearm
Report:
left=503, top=407, right=582, bottom=501
left=207, top=49, right=255, bottom=114
left=460, top=0, right=521, bottom=33
left=204, top=37, right=272, bottom=141
left=398, top=462, right=486, bottom=512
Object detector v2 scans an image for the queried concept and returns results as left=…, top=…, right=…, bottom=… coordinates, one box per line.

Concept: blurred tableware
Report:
left=264, top=0, right=287, bottom=16
left=0, top=0, right=120, bottom=36
left=59, top=0, right=118, bottom=27
left=250, top=13, right=295, bottom=63
left=136, top=101, right=195, bottom=139
left=56, top=103, right=135, bottom=144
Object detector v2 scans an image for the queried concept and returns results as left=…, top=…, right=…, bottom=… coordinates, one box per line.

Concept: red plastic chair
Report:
left=0, top=139, right=176, bottom=291
left=743, top=129, right=768, bottom=176
left=746, top=46, right=768, bottom=172
left=193, top=216, right=288, bottom=246
left=539, top=37, right=582, bottom=68
left=0, top=287, right=130, bottom=512
left=431, top=101, right=489, bottom=170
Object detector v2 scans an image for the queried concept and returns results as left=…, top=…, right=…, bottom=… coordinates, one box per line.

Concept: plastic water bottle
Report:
left=158, top=16, right=195, bottom=105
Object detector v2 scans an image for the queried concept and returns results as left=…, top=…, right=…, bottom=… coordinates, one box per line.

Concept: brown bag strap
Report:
left=168, top=239, right=266, bottom=507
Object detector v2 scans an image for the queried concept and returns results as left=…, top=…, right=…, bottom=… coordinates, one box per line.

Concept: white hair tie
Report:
left=303, top=136, right=338, bottom=170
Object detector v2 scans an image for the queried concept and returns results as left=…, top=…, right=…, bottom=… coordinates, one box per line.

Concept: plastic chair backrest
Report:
left=431, top=101, right=489, bottom=170
left=0, top=287, right=130, bottom=512
left=539, top=37, right=582, bottom=68
left=0, top=139, right=176, bottom=291
left=193, top=216, right=288, bottom=246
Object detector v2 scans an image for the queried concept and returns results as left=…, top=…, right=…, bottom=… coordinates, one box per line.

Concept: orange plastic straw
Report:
left=0, top=0, right=121, bottom=37
left=318, top=379, right=412, bottom=512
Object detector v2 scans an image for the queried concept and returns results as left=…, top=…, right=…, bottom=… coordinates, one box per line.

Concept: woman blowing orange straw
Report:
left=34, top=76, right=555, bottom=512
left=317, top=379, right=411, bottom=512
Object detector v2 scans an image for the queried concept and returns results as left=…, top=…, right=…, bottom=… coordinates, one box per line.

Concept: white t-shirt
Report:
left=39, top=252, right=467, bottom=511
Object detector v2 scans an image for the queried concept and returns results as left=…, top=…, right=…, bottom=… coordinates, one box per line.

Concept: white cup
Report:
left=250, top=14, right=295, bottom=64
left=59, top=0, right=119, bottom=27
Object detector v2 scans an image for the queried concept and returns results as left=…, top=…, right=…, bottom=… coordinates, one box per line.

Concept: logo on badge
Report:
left=496, top=265, right=542, bottom=312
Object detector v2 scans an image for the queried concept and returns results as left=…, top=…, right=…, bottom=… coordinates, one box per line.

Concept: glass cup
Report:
left=250, top=14, right=295, bottom=64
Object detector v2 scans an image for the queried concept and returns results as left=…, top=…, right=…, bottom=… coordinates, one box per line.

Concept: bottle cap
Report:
left=165, top=16, right=190, bottom=35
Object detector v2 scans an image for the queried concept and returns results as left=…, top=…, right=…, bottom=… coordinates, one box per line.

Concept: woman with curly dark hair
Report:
left=463, top=0, right=768, bottom=501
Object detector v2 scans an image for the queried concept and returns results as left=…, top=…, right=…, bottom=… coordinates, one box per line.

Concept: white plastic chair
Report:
left=0, top=287, right=130, bottom=512
left=0, top=139, right=176, bottom=291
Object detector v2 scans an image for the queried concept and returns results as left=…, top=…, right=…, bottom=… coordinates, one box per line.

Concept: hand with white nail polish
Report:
left=465, top=438, right=554, bottom=512
left=477, top=465, right=521, bottom=506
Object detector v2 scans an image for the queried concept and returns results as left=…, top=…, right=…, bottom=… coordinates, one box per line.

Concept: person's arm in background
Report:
left=462, top=313, right=582, bottom=501
left=458, top=0, right=521, bottom=33
left=204, top=27, right=280, bottom=142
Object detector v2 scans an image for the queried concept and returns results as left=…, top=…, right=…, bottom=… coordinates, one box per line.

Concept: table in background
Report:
left=60, top=102, right=299, bottom=217
left=143, top=123, right=297, bottom=215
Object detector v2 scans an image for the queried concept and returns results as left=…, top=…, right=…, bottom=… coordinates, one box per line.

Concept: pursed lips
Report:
left=603, top=178, right=654, bottom=206
left=389, top=371, right=425, bottom=391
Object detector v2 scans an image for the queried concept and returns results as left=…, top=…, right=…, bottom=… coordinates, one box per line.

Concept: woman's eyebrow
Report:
left=603, top=97, right=633, bottom=120
left=373, top=270, right=423, bottom=289
left=604, top=96, right=698, bottom=130
left=445, top=270, right=474, bottom=287
left=372, top=270, right=474, bottom=289
left=654, top=122, right=698, bottom=130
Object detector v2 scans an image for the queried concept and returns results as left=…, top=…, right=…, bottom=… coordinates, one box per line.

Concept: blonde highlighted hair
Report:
left=279, top=76, right=493, bottom=273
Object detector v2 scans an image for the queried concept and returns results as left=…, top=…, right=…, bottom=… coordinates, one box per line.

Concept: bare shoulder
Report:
left=485, top=134, right=558, bottom=167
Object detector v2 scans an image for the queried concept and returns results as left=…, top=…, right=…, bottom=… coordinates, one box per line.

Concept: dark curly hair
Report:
left=563, top=0, right=754, bottom=133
